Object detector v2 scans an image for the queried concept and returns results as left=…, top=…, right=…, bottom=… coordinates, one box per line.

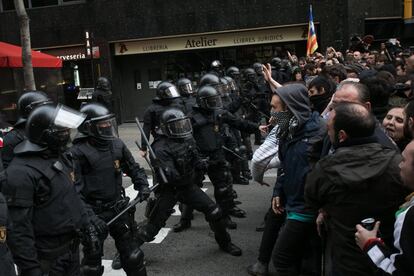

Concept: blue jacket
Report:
left=273, top=111, right=325, bottom=219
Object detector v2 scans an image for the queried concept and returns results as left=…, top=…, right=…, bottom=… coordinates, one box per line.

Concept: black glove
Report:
left=137, top=186, right=151, bottom=202
left=82, top=224, right=102, bottom=258
left=90, top=214, right=108, bottom=236
left=195, top=158, right=209, bottom=172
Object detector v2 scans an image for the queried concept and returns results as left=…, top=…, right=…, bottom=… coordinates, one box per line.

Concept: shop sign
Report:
left=41, top=46, right=100, bottom=61
left=115, top=25, right=308, bottom=55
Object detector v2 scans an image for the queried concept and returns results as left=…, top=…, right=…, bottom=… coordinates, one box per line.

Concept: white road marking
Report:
left=150, top=227, right=171, bottom=243
left=172, top=204, right=181, bottom=216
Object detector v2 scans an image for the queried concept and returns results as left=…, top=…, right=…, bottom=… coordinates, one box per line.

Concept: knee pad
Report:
left=81, top=264, right=104, bottom=276
left=123, top=248, right=146, bottom=276
left=205, top=206, right=223, bottom=222
left=239, top=145, right=247, bottom=154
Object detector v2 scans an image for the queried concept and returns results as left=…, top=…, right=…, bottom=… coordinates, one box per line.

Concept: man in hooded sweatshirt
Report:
left=270, top=83, right=326, bottom=276
left=305, top=102, right=407, bottom=275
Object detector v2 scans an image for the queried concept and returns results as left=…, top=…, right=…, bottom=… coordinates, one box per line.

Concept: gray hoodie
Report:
left=275, top=84, right=311, bottom=127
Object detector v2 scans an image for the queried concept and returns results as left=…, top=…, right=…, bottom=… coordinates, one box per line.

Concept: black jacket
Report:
left=305, top=142, right=407, bottom=276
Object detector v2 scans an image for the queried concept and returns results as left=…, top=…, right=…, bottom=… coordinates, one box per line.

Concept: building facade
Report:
left=0, top=0, right=407, bottom=121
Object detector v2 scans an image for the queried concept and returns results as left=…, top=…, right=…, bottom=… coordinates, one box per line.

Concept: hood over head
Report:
left=275, top=83, right=311, bottom=126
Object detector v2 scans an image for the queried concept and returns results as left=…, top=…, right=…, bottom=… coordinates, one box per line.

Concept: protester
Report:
left=383, top=106, right=410, bottom=151
left=355, top=140, right=414, bottom=276
left=305, top=102, right=407, bottom=275
left=270, top=84, right=326, bottom=276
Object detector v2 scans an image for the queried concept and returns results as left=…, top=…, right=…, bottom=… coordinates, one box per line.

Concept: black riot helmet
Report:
left=199, top=73, right=229, bottom=96
left=96, top=77, right=111, bottom=91
left=210, top=60, right=223, bottom=70
left=15, top=104, right=86, bottom=153
left=79, top=103, right=118, bottom=140
left=219, top=77, right=231, bottom=97
left=226, top=66, right=240, bottom=78
left=155, top=81, right=181, bottom=100
left=160, top=108, right=192, bottom=139
left=223, top=76, right=237, bottom=93
left=243, top=68, right=257, bottom=83
left=196, top=86, right=223, bottom=111
left=253, top=62, right=264, bottom=76
left=16, top=91, right=53, bottom=126
left=176, top=78, right=194, bottom=96
left=271, top=57, right=282, bottom=70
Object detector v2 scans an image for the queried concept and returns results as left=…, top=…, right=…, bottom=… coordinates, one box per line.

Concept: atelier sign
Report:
left=115, top=25, right=308, bottom=55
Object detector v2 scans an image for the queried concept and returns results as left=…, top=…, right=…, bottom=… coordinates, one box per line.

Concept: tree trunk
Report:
left=14, top=0, right=36, bottom=91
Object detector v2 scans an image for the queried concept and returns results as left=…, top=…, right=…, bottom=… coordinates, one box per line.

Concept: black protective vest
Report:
left=191, top=110, right=224, bottom=153
left=8, top=156, right=85, bottom=237
left=75, top=141, right=123, bottom=203
left=162, top=138, right=198, bottom=187
left=2, top=127, right=25, bottom=169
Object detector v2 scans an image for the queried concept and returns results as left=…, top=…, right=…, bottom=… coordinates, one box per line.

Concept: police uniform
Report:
left=70, top=137, right=149, bottom=276
left=3, top=152, right=87, bottom=276
left=138, top=108, right=242, bottom=256
left=0, top=151, right=16, bottom=276
left=1, top=125, right=25, bottom=169
left=190, top=107, right=258, bottom=217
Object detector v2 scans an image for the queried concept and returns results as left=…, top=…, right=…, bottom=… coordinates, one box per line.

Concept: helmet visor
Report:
left=215, top=83, right=229, bottom=95
left=164, top=86, right=180, bottom=98
left=167, top=118, right=192, bottom=137
left=54, top=104, right=86, bottom=129
left=204, top=95, right=223, bottom=109
left=95, top=117, right=118, bottom=140
left=180, top=83, right=194, bottom=94
left=228, top=80, right=237, bottom=91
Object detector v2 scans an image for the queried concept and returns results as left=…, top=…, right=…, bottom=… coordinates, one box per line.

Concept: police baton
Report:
left=135, top=117, right=168, bottom=184
left=250, top=102, right=270, bottom=120
left=107, top=183, right=160, bottom=226
left=135, top=140, right=156, bottom=176
left=222, top=145, right=247, bottom=161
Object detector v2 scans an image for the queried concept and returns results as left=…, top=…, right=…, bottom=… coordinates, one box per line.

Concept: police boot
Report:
left=233, top=175, right=249, bottom=185
left=219, top=242, right=242, bottom=256
left=173, top=219, right=191, bottom=232
left=111, top=252, right=122, bottom=270
left=242, top=170, right=252, bottom=180
left=247, top=261, right=269, bottom=276
left=229, top=206, right=247, bottom=218
left=224, top=216, right=237, bottom=229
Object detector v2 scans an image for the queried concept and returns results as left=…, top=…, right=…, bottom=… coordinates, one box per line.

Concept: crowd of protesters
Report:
left=247, top=35, right=414, bottom=276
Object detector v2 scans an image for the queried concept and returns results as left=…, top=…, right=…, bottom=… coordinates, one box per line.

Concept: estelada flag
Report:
left=306, top=5, right=318, bottom=56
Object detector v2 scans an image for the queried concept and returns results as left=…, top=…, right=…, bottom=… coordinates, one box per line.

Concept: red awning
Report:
left=0, top=41, right=62, bottom=68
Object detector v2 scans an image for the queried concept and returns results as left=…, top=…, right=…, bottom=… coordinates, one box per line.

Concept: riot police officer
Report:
left=241, top=68, right=268, bottom=145
left=187, top=86, right=259, bottom=227
left=92, top=77, right=113, bottom=112
left=137, top=108, right=242, bottom=257
left=0, top=131, right=16, bottom=276
left=140, top=81, right=183, bottom=156
left=209, top=60, right=225, bottom=77
left=176, top=77, right=196, bottom=114
left=2, top=91, right=52, bottom=169
left=70, top=103, right=150, bottom=276
left=2, top=104, right=95, bottom=276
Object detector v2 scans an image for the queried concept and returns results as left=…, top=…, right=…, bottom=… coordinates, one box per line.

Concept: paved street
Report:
left=100, top=123, right=277, bottom=275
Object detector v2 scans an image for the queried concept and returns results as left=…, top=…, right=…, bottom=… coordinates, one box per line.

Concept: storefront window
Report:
left=1, top=0, right=29, bottom=11
left=1, top=0, right=83, bottom=11
left=31, top=0, right=58, bottom=8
